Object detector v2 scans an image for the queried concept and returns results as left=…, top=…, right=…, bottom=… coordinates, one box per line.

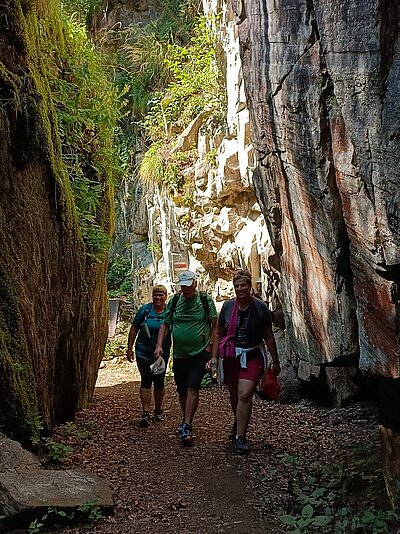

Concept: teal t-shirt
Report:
left=163, top=292, right=217, bottom=359
left=133, top=304, right=171, bottom=362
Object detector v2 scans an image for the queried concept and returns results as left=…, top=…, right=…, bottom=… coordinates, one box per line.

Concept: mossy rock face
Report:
left=0, top=2, right=110, bottom=445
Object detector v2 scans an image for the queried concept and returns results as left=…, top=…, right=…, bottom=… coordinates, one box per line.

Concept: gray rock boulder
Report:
left=0, top=433, right=113, bottom=529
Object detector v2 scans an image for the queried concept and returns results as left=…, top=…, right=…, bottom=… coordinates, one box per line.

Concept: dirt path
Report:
left=57, top=361, right=385, bottom=534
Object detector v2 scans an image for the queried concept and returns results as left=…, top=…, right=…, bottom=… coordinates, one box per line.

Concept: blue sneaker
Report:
left=139, top=412, right=151, bottom=428
left=235, top=435, right=250, bottom=455
left=181, top=423, right=194, bottom=447
left=176, top=421, right=185, bottom=436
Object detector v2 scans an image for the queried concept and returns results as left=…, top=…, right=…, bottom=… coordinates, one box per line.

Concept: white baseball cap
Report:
left=178, top=270, right=196, bottom=286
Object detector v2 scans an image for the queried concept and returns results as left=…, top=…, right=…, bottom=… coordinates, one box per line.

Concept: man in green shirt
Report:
left=155, top=270, right=218, bottom=446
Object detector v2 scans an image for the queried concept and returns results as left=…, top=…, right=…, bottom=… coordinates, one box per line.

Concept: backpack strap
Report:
left=170, top=293, right=181, bottom=317
left=170, top=291, right=210, bottom=321
left=199, top=291, right=210, bottom=320
left=142, top=303, right=152, bottom=323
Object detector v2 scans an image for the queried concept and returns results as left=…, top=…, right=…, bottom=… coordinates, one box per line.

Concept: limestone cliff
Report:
left=0, top=2, right=110, bottom=443
left=107, top=1, right=277, bottom=316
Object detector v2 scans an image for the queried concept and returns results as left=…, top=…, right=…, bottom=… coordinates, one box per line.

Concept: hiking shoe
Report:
left=176, top=421, right=185, bottom=436
left=153, top=408, right=164, bottom=422
left=181, top=423, right=194, bottom=447
left=235, top=435, right=250, bottom=456
left=139, top=412, right=151, bottom=428
left=228, top=421, right=237, bottom=441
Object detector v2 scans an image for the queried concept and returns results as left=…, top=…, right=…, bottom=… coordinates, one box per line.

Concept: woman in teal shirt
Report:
left=127, top=285, right=171, bottom=427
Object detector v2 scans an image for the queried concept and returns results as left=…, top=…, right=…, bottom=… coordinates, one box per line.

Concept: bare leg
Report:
left=227, top=383, right=238, bottom=417
left=179, top=393, right=187, bottom=420
left=140, top=388, right=152, bottom=413
left=236, top=379, right=257, bottom=437
left=184, top=387, right=199, bottom=424
left=154, top=388, right=165, bottom=411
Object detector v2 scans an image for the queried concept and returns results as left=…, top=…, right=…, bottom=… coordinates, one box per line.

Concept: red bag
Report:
left=261, top=367, right=281, bottom=401
left=218, top=300, right=239, bottom=359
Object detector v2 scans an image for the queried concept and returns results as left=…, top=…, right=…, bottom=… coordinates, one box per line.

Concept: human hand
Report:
left=271, top=362, right=281, bottom=375
left=206, top=357, right=217, bottom=370
left=154, top=345, right=163, bottom=359
left=127, top=349, right=134, bottom=363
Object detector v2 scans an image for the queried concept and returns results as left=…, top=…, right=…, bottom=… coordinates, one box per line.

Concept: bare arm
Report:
left=211, top=323, right=225, bottom=360
left=126, top=324, right=139, bottom=362
left=208, top=317, right=218, bottom=350
left=154, top=322, right=168, bottom=358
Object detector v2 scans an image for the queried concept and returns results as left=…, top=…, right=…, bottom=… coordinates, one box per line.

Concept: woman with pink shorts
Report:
left=211, top=270, right=280, bottom=455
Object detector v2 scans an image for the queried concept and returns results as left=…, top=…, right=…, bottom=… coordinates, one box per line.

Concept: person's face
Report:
left=181, top=280, right=196, bottom=298
left=152, top=292, right=167, bottom=306
left=233, top=277, right=252, bottom=300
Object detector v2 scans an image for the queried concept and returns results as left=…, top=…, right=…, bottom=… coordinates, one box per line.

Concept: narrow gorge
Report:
left=0, top=0, right=399, bottom=525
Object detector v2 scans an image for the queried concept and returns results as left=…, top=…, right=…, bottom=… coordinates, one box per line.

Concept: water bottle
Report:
left=210, top=359, right=218, bottom=381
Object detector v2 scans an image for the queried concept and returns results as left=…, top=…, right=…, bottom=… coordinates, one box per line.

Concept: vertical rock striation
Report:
left=232, top=0, right=400, bottom=501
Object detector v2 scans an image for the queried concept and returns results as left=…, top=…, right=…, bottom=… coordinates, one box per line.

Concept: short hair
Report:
left=232, top=270, right=252, bottom=287
left=152, top=284, right=167, bottom=296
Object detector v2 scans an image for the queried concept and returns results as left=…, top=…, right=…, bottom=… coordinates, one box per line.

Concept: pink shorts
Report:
left=223, top=356, right=265, bottom=388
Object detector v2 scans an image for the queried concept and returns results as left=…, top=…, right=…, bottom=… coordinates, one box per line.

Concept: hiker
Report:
left=154, top=270, right=218, bottom=446
left=127, top=284, right=171, bottom=428
left=211, top=269, right=280, bottom=455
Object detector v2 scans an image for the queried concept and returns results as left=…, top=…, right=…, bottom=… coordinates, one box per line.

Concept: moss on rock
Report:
left=0, top=0, right=116, bottom=444
left=0, top=265, right=40, bottom=445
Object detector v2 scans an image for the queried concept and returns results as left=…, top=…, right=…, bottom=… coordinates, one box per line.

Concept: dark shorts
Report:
left=173, top=351, right=209, bottom=395
left=136, top=358, right=166, bottom=390
left=223, top=354, right=265, bottom=389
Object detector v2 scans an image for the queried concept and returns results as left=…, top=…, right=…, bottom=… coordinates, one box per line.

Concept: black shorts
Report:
left=136, top=358, right=166, bottom=390
left=173, top=351, right=209, bottom=395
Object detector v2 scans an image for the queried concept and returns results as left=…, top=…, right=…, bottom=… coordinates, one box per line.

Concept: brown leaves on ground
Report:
left=54, top=360, right=387, bottom=534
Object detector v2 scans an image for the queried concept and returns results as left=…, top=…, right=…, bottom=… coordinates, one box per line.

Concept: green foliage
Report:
left=104, top=337, right=126, bottom=359
left=140, top=145, right=197, bottom=197
left=144, top=15, right=225, bottom=142
left=28, top=412, right=44, bottom=446
left=59, top=421, right=92, bottom=441
left=205, top=147, right=218, bottom=167
left=61, top=0, right=102, bottom=26
left=78, top=498, right=103, bottom=522
left=139, top=142, right=164, bottom=185
left=280, top=464, right=400, bottom=533
left=106, top=253, right=132, bottom=295
left=42, top=437, right=73, bottom=464
left=39, top=14, right=125, bottom=261
left=132, top=11, right=225, bottom=207
left=28, top=508, right=70, bottom=533
left=14, top=361, right=25, bottom=372
left=281, top=503, right=332, bottom=533
left=147, top=242, right=162, bottom=255
left=282, top=454, right=301, bottom=466
left=28, top=518, right=44, bottom=533
left=115, top=0, right=199, bottom=117
left=27, top=500, right=101, bottom=533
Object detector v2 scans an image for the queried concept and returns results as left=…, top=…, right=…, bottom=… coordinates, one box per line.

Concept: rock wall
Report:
left=0, top=3, right=109, bottom=443
left=107, top=0, right=278, bottom=315
left=231, top=0, right=399, bottom=376
left=230, top=0, right=400, bottom=502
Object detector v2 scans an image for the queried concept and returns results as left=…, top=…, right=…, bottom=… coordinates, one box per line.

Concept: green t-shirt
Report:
left=164, top=292, right=217, bottom=359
